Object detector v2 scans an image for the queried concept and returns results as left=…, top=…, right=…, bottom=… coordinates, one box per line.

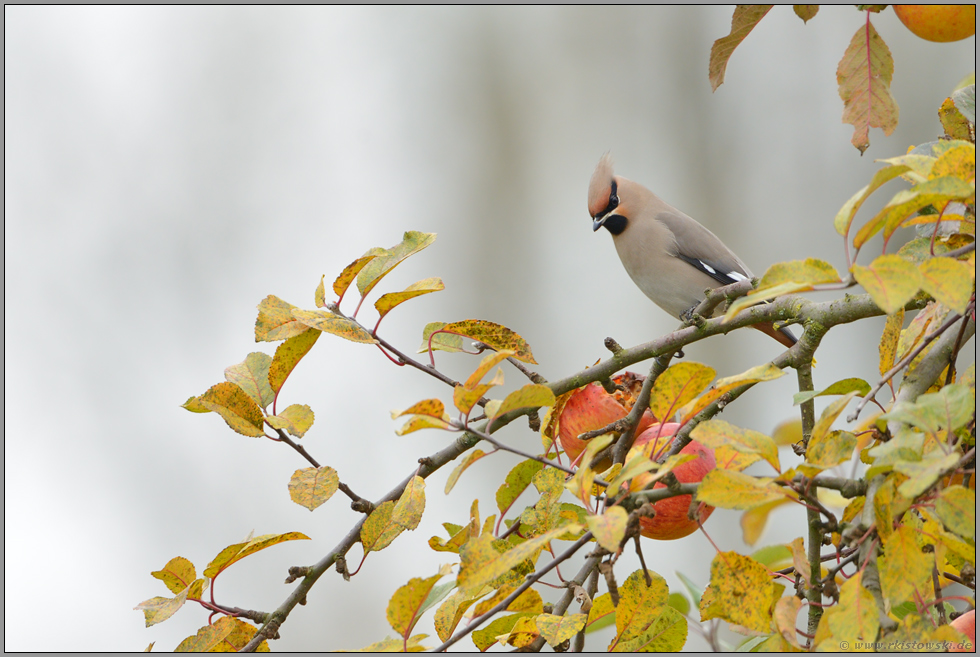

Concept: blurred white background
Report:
left=5, top=6, right=974, bottom=652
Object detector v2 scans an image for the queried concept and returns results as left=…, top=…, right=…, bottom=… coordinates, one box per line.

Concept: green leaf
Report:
left=793, top=5, right=818, bottom=22
left=291, top=308, right=377, bottom=344
left=374, top=278, right=445, bottom=321
left=881, top=384, right=975, bottom=433
left=793, top=378, right=871, bottom=406
left=951, top=83, right=975, bottom=124
left=224, top=353, right=274, bottom=410
left=418, top=321, right=464, bottom=355
left=356, top=231, right=437, bottom=298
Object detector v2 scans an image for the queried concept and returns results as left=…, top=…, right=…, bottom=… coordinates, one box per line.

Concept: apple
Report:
left=557, top=376, right=655, bottom=467
left=950, top=609, right=975, bottom=652
left=893, top=5, right=975, bottom=43
left=627, top=425, right=716, bottom=540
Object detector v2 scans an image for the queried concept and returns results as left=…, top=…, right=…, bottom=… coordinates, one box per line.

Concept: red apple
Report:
left=557, top=375, right=656, bottom=467
left=627, top=426, right=716, bottom=540
left=950, top=609, right=975, bottom=652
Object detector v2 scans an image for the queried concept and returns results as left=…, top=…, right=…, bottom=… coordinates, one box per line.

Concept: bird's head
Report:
left=588, top=153, right=628, bottom=236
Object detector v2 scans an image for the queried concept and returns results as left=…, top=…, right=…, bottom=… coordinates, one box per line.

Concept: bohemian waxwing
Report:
left=588, top=153, right=796, bottom=348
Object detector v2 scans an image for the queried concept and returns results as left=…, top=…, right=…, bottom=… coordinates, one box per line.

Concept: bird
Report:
left=588, top=153, right=796, bottom=348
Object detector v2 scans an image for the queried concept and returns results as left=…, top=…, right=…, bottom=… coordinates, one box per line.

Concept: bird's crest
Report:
left=588, top=153, right=615, bottom=218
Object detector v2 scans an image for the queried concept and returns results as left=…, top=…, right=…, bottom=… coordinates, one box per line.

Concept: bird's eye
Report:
left=604, top=180, right=620, bottom=215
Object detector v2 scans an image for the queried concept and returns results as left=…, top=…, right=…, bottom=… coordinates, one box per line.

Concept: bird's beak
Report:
left=592, top=215, right=606, bottom=232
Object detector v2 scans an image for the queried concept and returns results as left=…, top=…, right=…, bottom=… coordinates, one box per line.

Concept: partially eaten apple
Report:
left=556, top=373, right=655, bottom=467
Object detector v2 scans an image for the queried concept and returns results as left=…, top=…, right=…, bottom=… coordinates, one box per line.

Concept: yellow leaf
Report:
left=463, top=350, right=514, bottom=389
left=391, top=399, right=446, bottom=420
left=151, top=556, right=197, bottom=595
left=935, top=485, right=975, bottom=541
left=453, top=368, right=503, bottom=415
left=395, top=415, right=454, bottom=435
left=724, top=281, right=814, bottom=321
left=586, top=506, right=628, bottom=553
left=174, top=622, right=234, bottom=652
left=773, top=595, right=804, bottom=650
left=697, top=469, right=788, bottom=510
left=535, top=613, right=588, bottom=648
left=679, top=363, right=785, bottom=425
left=267, top=404, right=314, bottom=438
left=440, top=320, right=537, bottom=364
left=759, top=258, right=842, bottom=289
left=811, top=392, right=858, bottom=445
left=290, top=308, right=377, bottom=344
left=879, top=525, right=933, bottom=608
left=288, top=466, right=339, bottom=511
left=374, top=277, right=445, bottom=321
left=919, top=257, right=974, bottom=315
left=708, top=5, right=773, bottom=91
left=333, top=252, right=381, bottom=298
left=740, top=497, right=794, bottom=546
left=929, top=142, right=976, bottom=181
left=491, top=384, right=555, bottom=421
left=856, top=176, right=976, bottom=248
left=813, top=575, right=878, bottom=649
left=852, top=255, right=923, bottom=315
left=392, top=476, right=426, bottom=531
left=203, top=532, right=310, bottom=579
left=268, top=328, right=320, bottom=397
left=699, top=552, right=773, bottom=633
left=879, top=310, right=905, bottom=376
left=691, top=419, right=780, bottom=473
left=649, top=362, right=716, bottom=422
left=837, top=21, right=898, bottom=154
left=444, top=449, right=487, bottom=494
left=387, top=573, right=444, bottom=640
left=197, top=382, right=266, bottom=437
left=356, top=231, right=437, bottom=298
left=806, top=430, right=857, bottom=469
left=457, top=525, right=578, bottom=597
left=210, top=616, right=270, bottom=652
left=255, top=295, right=308, bottom=342
left=835, top=164, right=916, bottom=237
left=134, top=591, right=189, bottom=628
left=361, top=501, right=405, bottom=554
